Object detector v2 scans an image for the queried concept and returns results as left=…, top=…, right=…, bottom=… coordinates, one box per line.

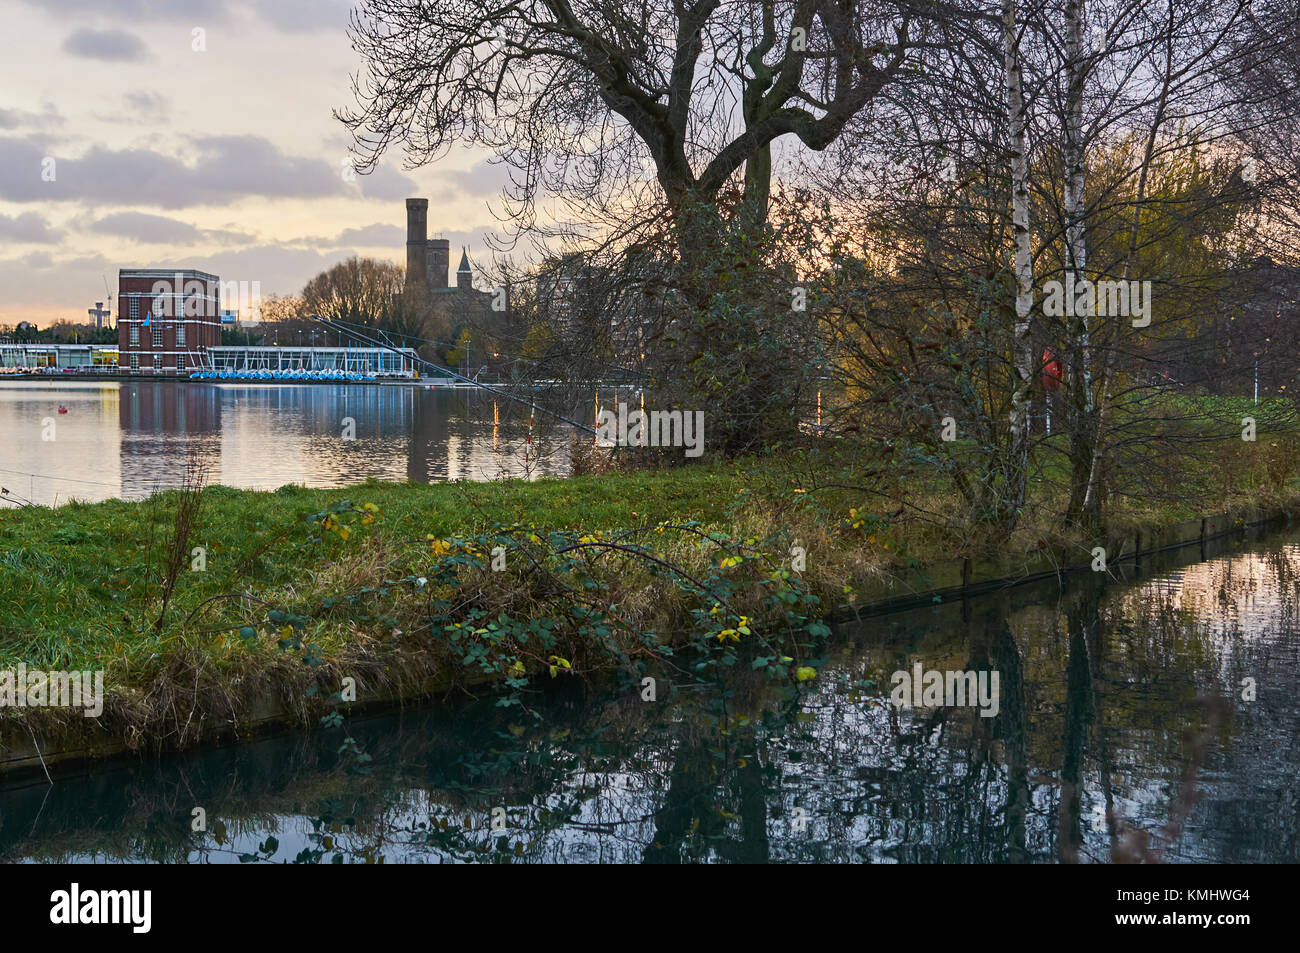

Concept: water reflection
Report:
left=0, top=381, right=570, bottom=506
left=1, top=526, right=1297, bottom=863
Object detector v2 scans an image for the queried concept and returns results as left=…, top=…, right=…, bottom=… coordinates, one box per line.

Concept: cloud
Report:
left=356, top=163, right=421, bottom=201
left=0, top=211, right=61, bottom=243
left=22, top=0, right=225, bottom=24
left=425, top=225, right=498, bottom=248
left=203, top=226, right=256, bottom=245
left=333, top=223, right=406, bottom=246
left=91, top=91, right=170, bottom=125
left=88, top=210, right=254, bottom=245
left=23, top=0, right=351, bottom=34
left=288, top=221, right=491, bottom=255
left=436, top=159, right=513, bottom=197
left=121, top=90, right=170, bottom=122
left=0, top=245, right=347, bottom=313
left=91, top=211, right=194, bottom=244
left=250, top=0, right=354, bottom=34
left=161, top=245, right=387, bottom=298
left=0, top=227, right=498, bottom=321
left=285, top=221, right=404, bottom=251
left=188, top=134, right=343, bottom=200
left=0, top=105, right=64, bottom=131
left=63, top=28, right=150, bottom=63
left=0, top=134, right=351, bottom=208
left=0, top=131, right=426, bottom=211
left=0, top=253, right=114, bottom=308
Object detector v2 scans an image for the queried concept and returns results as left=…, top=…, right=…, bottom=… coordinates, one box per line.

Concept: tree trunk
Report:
left=742, top=142, right=772, bottom=226
left=1063, top=0, right=1098, bottom=532
left=1080, top=32, right=1173, bottom=522
left=1004, top=0, right=1034, bottom=531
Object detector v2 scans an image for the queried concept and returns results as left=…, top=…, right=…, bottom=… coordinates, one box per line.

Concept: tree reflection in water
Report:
left=2, top=527, right=1298, bottom=863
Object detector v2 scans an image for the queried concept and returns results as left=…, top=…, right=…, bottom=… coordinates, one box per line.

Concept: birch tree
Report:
left=1004, top=0, right=1035, bottom=524
left=1061, top=0, right=1096, bottom=529
left=1046, top=0, right=1290, bottom=530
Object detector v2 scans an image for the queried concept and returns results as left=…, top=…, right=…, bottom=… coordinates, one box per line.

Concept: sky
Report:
left=0, top=0, right=510, bottom=327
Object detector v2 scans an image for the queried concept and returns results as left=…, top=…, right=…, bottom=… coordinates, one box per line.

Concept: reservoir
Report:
left=0, top=380, right=570, bottom=507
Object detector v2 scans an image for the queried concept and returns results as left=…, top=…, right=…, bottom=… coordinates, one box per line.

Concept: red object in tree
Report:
left=1041, top=349, right=1063, bottom=391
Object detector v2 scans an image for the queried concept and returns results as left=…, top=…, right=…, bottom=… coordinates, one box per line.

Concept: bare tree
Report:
left=301, top=255, right=426, bottom=341
left=338, top=0, right=934, bottom=248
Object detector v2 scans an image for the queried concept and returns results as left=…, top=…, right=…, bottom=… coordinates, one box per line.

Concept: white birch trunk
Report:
left=1064, top=0, right=1092, bottom=416
left=1005, top=0, right=1034, bottom=520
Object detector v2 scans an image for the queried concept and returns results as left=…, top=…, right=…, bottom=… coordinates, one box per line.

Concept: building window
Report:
left=153, top=327, right=162, bottom=348
left=130, top=323, right=139, bottom=345
left=177, top=323, right=185, bottom=347
left=129, top=298, right=139, bottom=321
left=130, top=353, right=139, bottom=370
left=177, top=354, right=186, bottom=371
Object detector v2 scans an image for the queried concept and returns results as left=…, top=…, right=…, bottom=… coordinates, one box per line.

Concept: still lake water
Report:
left=0, top=380, right=570, bottom=507
left=1, top=526, right=1296, bottom=863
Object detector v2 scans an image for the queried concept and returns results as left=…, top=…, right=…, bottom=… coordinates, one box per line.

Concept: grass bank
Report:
left=2, top=440, right=1299, bottom=772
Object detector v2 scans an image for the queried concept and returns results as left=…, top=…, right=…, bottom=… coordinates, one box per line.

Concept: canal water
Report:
left=0, top=380, right=570, bottom=507
left=0, top=524, right=1295, bottom=863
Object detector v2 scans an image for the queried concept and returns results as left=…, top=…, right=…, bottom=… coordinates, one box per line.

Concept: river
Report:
left=1, top=523, right=1295, bottom=863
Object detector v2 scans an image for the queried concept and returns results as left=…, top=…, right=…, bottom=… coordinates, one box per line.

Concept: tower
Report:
left=457, top=248, right=473, bottom=290
left=426, top=238, right=450, bottom=290
left=405, top=198, right=429, bottom=295
left=88, top=301, right=111, bottom=329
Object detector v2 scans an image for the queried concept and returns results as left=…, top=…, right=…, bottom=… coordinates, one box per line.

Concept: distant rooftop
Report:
left=119, top=268, right=221, bottom=282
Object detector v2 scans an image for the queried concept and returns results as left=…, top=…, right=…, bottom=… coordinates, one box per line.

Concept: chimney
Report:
left=457, top=248, right=473, bottom=290
left=405, top=198, right=428, bottom=293
left=426, top=237, right=450, bottom=290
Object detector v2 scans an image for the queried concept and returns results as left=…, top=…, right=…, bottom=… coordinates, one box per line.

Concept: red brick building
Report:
left=117, top=268, right=221, bottom=374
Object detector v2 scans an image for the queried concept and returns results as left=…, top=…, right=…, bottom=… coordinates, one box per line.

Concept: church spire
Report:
left=456, top=248, right=473, bottom=290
